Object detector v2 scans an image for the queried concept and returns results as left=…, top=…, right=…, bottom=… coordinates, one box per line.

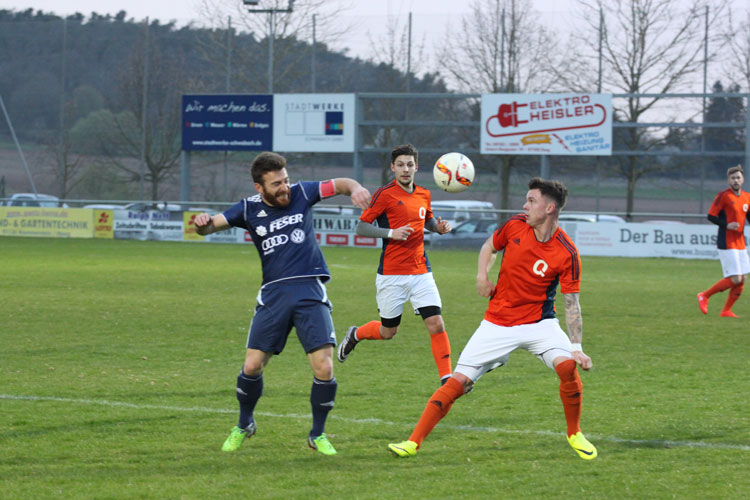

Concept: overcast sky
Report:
left=0, top=0, right=582, bottom=60
left=2, top=0, right=747, bottom=72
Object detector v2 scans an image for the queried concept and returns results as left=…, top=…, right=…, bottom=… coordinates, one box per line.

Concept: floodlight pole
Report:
left=245, top=1, right=295, bottom=93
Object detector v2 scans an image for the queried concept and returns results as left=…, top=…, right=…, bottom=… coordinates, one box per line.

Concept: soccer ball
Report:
left=433, top=152, right=475, bottom=193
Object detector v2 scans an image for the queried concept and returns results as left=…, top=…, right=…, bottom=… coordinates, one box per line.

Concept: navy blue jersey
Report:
left=224, top=181, right=330, bottom=286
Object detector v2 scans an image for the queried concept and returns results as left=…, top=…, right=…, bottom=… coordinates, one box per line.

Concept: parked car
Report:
left=124, top=202, right=182, bottom=212
left=425, top=217, right=499, bottom=249
left=83, top=203, right=126, bottom=210
left=558, top=213, right=625, bottom=223
left=430, top=200, right=496, bottom=228
left=4, top=193, right=68, bottom=208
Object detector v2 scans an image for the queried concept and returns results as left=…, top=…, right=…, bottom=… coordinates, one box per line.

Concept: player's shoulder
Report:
left=554, top=227, right=579, bottom=257
left=243, top=193, right=263, bottom=206
left=500, top=214, right=528, bottom=232
left=370, top=181, right=400, bottom=203
left=413, top=183, right=431, bottom=197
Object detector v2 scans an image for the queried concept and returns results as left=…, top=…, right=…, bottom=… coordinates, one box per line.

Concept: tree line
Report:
left=0, top=1, right=749, bottom=215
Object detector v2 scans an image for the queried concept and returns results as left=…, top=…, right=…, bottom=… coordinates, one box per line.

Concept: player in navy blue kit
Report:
left=194, top=152, right=371, bottom=455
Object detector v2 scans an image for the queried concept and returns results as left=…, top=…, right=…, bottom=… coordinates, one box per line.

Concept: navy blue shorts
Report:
left=246, top=277, right=336, bottom=355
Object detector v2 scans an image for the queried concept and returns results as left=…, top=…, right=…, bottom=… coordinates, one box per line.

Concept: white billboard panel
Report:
left=481, top=93, right=612, bottom=155
left=273, top=94, right=355, bottom=152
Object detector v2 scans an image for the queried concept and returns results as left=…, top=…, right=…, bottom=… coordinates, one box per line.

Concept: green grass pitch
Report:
left=1, top=237, right=749, bottom=499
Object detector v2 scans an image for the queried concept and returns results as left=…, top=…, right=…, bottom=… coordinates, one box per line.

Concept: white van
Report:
left=430, top=200, right=496, bottom=227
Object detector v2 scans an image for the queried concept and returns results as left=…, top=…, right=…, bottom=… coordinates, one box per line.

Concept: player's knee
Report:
left=425, top=316, right=445, bottom=334
left=380, top=326, right=398, bottom=339
left=314, top=365, right=334, bottom=380
left=731, top=275, right=744, bottom=285
left=554, top=358, right=578, bottom=382
left=452, top=373, right=474, bottom=394
left=242, top=362, right=263, bottom=377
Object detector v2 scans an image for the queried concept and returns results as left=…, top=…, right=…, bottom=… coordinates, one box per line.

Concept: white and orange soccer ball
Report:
left=433, top=152, right=475, bottom=193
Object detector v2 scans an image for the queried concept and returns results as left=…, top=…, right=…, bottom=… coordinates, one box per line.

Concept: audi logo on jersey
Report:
left=262, top=234, right=289, bottom=253
left=533, top=259, right=549, bottom=277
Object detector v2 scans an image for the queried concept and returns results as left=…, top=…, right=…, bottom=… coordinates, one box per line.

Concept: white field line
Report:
left=3, top=393, right=749, bottom=451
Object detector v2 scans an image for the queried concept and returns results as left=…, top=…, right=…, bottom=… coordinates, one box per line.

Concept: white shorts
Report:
left=375, top=273, right=442, bottom=319
left=455, top=318, right=573, bottom=382
left=718, top=249, right=750, bottom=277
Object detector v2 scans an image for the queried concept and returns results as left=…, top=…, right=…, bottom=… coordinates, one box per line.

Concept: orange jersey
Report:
left=360, top=181, right=434, bottom=275
left=707, top=188, right=750, bottom=250
left=484, top=215, right=581, bottom=327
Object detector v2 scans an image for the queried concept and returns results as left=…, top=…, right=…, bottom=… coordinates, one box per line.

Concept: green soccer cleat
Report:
left=221, top=421, right=257, bottom=452
left=308, top=433, right=337, bottom=455
left=567, top=432, right=597, bottom=460
left=388, top=440, right=418, bottom=458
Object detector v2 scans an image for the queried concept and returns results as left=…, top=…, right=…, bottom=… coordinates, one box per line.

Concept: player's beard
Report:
left=262, top=188, right=291, bottom=208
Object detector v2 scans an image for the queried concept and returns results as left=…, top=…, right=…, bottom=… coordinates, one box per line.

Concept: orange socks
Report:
left=723, top=282, right=744, bottom=313
left=354, top=320, right=382, bottom=340
left=430, top=331, right=452, bottom=380
left=408, top=377, right=465, bottom=446
left=555, top=359, right=582, bottom=437
left=704, top=277, right=733, bottom=298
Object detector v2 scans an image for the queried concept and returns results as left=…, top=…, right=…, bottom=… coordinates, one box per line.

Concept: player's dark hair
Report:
left=727, top=164, right=744, bottom=177
left=391, top=144, right=418, bottom=164
left=251, top=152, right=287, bottom=184
left=528, top=177, right=568, bottom=212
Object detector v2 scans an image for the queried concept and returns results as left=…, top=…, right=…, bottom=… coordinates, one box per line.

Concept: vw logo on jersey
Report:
left=532, top=259, right=549, bottom=277
left=261, top=234, right=289, bottom=253
left=290, top=228, right=305, bottom=244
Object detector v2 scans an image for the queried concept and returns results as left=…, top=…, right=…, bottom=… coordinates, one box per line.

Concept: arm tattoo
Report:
left=563, top=293, right=582, bottom=343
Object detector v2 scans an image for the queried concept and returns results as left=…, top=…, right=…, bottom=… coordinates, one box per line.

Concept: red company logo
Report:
left=325, top=234, right=348, bottom=246
left=486, top=96, right=607, bottom=138
left=354, top=236, right=377, bottom=246
left=98, top=212, right=109, bottom=223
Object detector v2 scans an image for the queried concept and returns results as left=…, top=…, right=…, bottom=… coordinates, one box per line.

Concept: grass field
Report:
left=2, top=237, right=749, bottom=499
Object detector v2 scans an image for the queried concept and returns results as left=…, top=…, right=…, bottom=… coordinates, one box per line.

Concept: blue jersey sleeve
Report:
left=223, top=200, right=247, bottom=229
left=298, top=181, right=322, bottom=206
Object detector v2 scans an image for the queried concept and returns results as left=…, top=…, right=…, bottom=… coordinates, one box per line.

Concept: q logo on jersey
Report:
left=262, top=234, right=289, bottom=254
left=533, top=259, right=549, bottom=277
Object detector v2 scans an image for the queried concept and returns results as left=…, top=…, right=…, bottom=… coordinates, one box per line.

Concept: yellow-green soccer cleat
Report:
left=221, top=421, right=257, bottom=452
left=308, top=433, right=337, bottom=455
left=567, top=432, right=597, bottom=460
left=388, top=440, right=418, bottom=458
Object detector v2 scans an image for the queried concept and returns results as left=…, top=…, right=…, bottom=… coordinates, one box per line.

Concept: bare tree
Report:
left=195, top=0, right=353, bottom=92
left=725, top=9, right=750, bottom=92
left=437, top=0, right=558, bottom=213
left=364, top=10, right=430, bottom=184
left=551, top=0, right=730, bottom=217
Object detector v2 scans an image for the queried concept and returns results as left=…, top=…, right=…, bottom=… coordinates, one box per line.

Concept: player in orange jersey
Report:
left=697, top=165, right=750, bottom=318
left=387, top=177, right=597, bottom=460
left=337, top=144, right=454, bottom=385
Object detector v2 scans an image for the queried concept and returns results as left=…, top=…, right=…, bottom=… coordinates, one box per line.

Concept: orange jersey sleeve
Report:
left=485, top=216, right=581, bottom=327
left=708, top=189, right=750, bottom=250
left=360, top=181, right=433, bottom=275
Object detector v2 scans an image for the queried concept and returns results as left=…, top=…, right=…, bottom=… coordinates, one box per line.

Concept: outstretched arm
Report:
left=563, top=292, right=592, bottom=370
left=356, top=220, right=413, bottom=241
left=194, top=213, right=230, bottom=236
left=331, top=178, right=371, bottom=210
